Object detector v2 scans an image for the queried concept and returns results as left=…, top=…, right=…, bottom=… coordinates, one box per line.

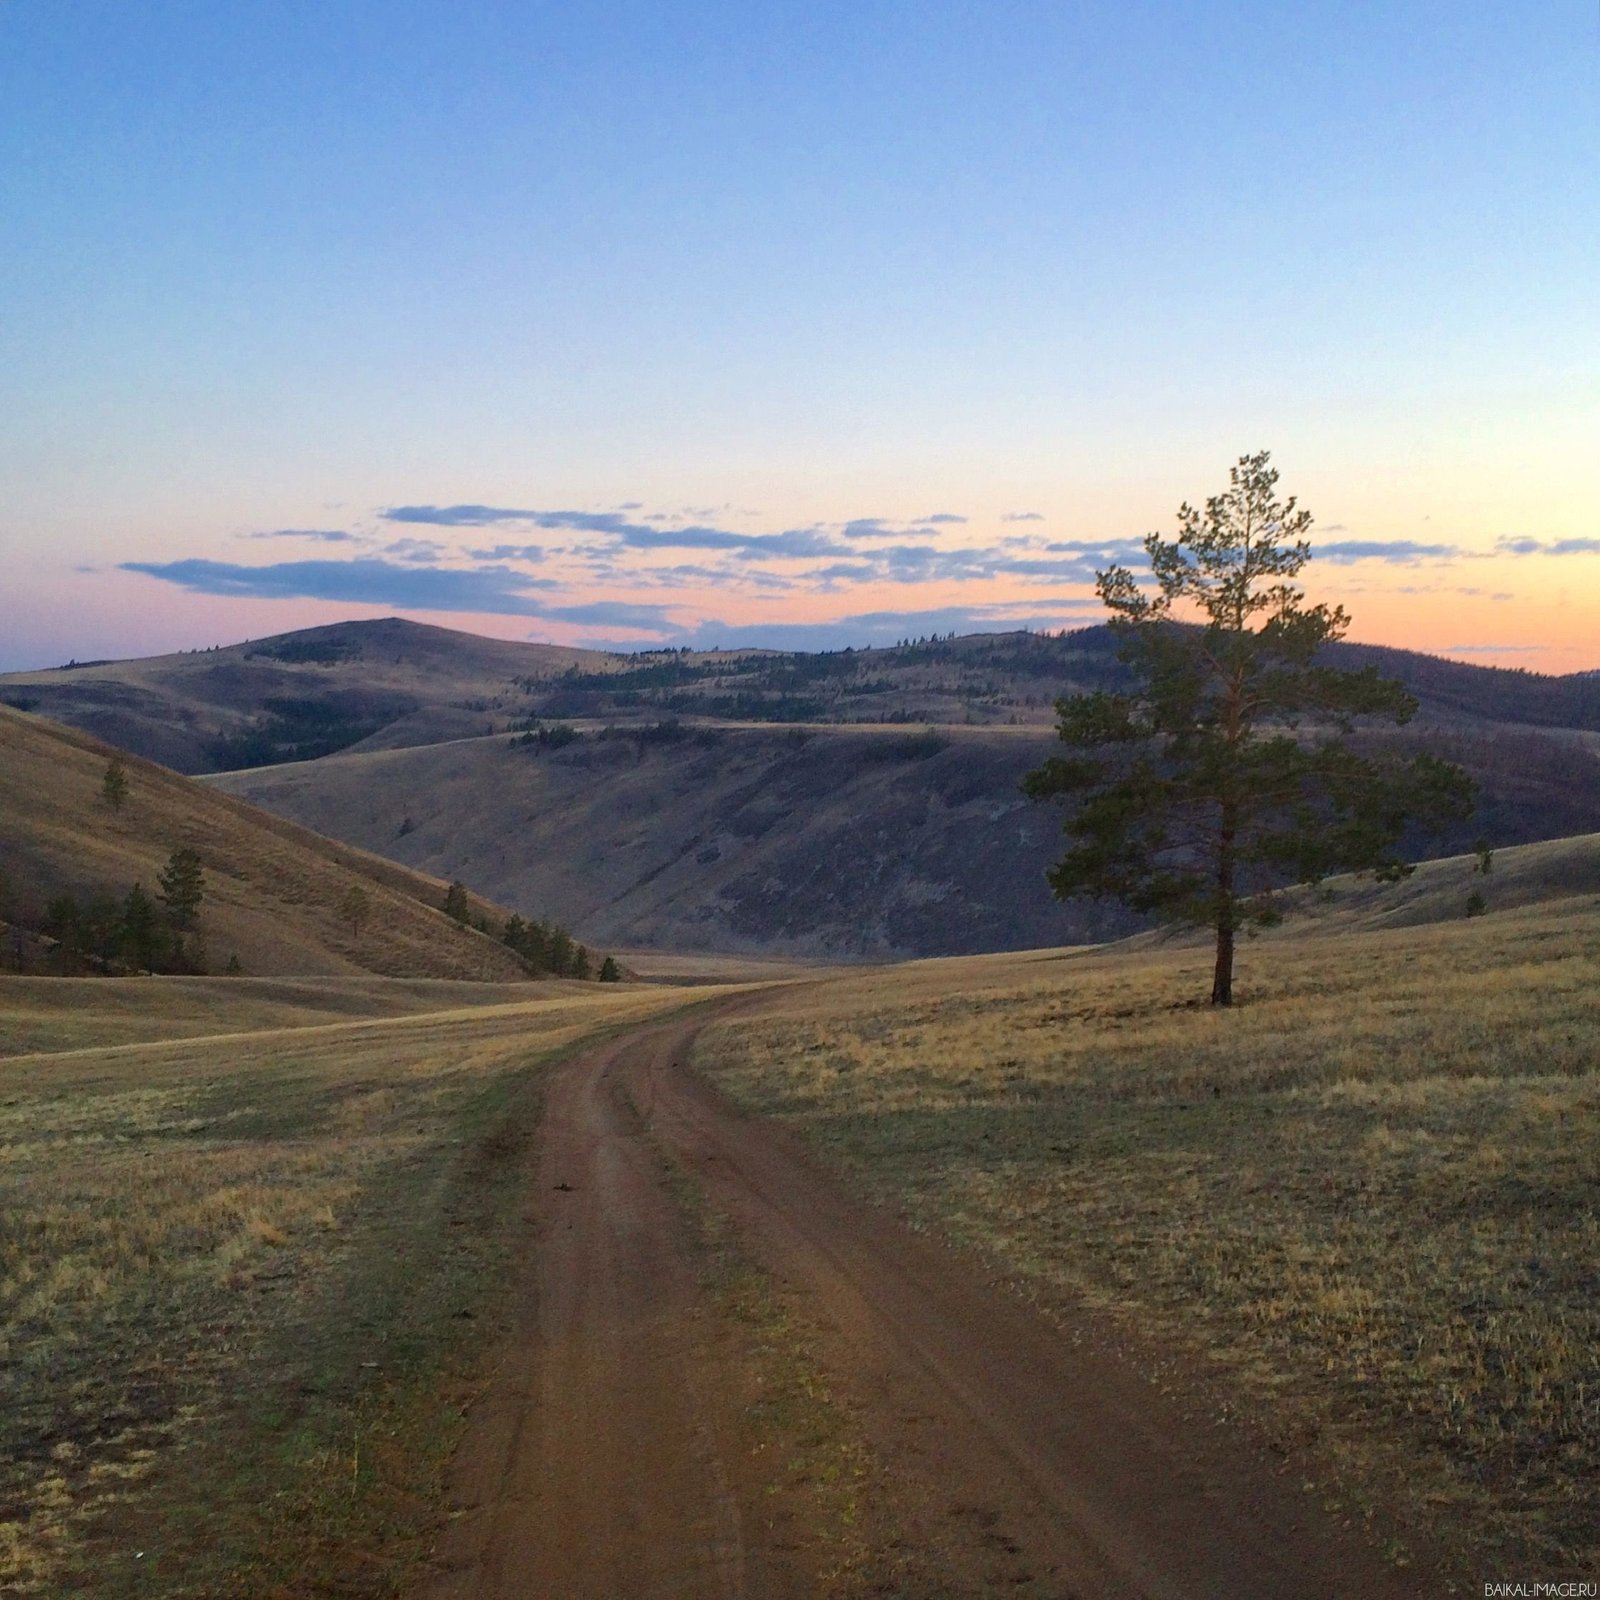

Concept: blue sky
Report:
left=2, top=1, right=1596, bottom=669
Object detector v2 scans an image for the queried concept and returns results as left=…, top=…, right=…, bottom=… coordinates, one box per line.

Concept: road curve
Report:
left=415, top=1007, right=1434, bottom=1598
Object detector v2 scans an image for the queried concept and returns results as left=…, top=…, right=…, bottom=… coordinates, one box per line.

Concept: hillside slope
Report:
left=0, top=618, right=614, bottom=774
left=211, top=721, right=1600, bottom=959
left=9, top=616, right=1597, bottom=776
left=0, top=706, right=532, bottom=979
left=212, top=725, right=1122, bottom=958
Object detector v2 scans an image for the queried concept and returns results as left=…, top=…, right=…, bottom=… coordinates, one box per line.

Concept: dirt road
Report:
left=416, top=1011, right=1434, bottom=1598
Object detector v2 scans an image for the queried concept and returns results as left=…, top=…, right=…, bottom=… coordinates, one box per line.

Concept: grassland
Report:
left=694, top=895, right=1600, bottom=1578
left=0, top=978, right=704, bottom=1596
left=0, top=703, right=533, bottom=980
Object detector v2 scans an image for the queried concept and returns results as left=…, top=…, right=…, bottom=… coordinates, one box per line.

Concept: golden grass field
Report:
left=0, top=704, right=533, bottom=980
left=5, top=832, right=1596, bottom=1592
left=695, top=891, right=1600, bottom=1578
left=0, top=978, right=707, bottom=1596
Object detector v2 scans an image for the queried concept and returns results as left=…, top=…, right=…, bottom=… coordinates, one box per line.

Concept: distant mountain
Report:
left=0, top=704, right=533, bottom=979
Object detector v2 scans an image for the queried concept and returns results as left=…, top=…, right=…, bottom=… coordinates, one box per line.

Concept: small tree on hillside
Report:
left=43, top=894, right=84, bottom=967
left=598, top=955, right=621, bottom=983
left=443, top=880, right=470, bottom=924
left=121, top=883, right=165, bottom=974
left=158, top=847, right=205, bottom=932
left=102, top=758, right=130, bottom=812
left=1024, top=451, right=1473, bottom=1005
left=340, top=885, right=372, bottom=941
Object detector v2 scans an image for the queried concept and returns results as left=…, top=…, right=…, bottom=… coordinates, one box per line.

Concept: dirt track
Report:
left=416, top=1010, right=1434, bottom=1598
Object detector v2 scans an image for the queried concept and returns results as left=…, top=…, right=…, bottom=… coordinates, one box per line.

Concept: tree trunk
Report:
left=1211, top=921, right=1234, bottom=1006
left=1213, top=789, right=1238, bottom=1006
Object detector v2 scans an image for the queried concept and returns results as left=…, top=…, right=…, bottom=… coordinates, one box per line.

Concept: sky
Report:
left=2, top=1, right=1596, bottom=673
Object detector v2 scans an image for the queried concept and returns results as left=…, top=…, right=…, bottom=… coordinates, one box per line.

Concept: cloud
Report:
left=383, top=504, right=543, bottom=526
left=242, top=528, right=360, bottom=544
left=1315, top=539, right=1464, bottom=564
left=1495, top=535, right=1600, bottom=557
left=120, top=558, right=561, bottom=616
left=922, top=512, right=967, bottom=524
left=467, top=543, right=547, bottom=562
left=1443, top=643, right=1544, bottom=655
left=1003, top=511, right=1045, bottom=522
left=386, top=504, right=851, bottom=560
left=381, top=537, right=446, bottom=564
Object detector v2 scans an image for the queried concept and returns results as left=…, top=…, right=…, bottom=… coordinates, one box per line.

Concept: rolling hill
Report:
left=210, top=717, right=1600, bottom=959
left=0, top=705, right=537, bottom=979
left=9, top=617, right=1600, bottom=959
left=8, top=616, right=1599, bottom=777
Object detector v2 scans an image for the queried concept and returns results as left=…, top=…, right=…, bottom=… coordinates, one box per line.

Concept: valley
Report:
left=10, top=617, right=1599, bottom=958
left=3, top=617, right=1597, bottom=1594
left=3, top=893, right=1596, bottom=1594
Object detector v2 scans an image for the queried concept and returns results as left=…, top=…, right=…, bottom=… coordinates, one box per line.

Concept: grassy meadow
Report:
left=694, top=895, right=1600, bottom=1578
left=0, top=978, right=703, bottom=1596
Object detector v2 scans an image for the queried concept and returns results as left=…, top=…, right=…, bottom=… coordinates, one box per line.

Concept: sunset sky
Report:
left=3, top=2, right=1595, bottom=673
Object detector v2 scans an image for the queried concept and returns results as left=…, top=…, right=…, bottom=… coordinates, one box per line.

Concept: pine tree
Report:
left=1025, top=451, right=1474, bottom=1005
left=443, top=880, right=470, bottom=924
left=120, top=883, right=164, bottom=973
left=158, top=847, right=205, bottom=931
left=598, top=955, right=622, bottom=983
left=102, top=758, right=130, bottom=812
left=340, top=885, right=371, bottom=940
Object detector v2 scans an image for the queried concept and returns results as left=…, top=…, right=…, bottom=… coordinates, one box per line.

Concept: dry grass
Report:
left=694, top=897, right=1600, bottom=1578
left=0, top=973, right=555, bottom=1058
left=0, top=980, right=703, bottom=1595
left=0, top=703, right=531, bottom=980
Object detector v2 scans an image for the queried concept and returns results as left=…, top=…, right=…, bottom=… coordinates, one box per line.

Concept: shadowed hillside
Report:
left=211, top=720, right=1600, bottom=959
left=0, top=705, right=533, bottom=979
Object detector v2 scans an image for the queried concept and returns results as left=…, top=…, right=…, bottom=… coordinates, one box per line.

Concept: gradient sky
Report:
left=3, top=1, right=1595, bottom=672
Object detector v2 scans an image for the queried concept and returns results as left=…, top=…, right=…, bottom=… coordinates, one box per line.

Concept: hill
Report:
left=0, top=618, right=615, bottom=774
left=10, top=616, right=1600, bottom=959
left=0, top=705, right=535, bottom=979
left=8, top=616, right=1599, bottom=776
left=211, top=720, right=1600, bottom=959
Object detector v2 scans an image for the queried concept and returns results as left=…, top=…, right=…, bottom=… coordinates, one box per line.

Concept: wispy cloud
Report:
left=121, top=558, right=561, bottom=616
left=466, top=543, right=547, bottom=562
left=242, top=528, right=360, bottom=543
left=1316, top=539, right=1464, bottom=564
left=381, top=537, right=446, bottom=564
left=1495, top=535, right=1600, bottom=556
left=922, top=512, right=967, bottom=525
left=383, top=504, right=543, bottom=526
left=1003, top=511, right=1045, bottom=523
left=384, top=504, right=851, bottom=560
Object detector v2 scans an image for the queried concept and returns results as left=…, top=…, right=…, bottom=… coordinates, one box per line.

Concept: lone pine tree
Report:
left=1025, top=451, right=1473, bottom=1005
left=158, top=847, right=205, bottom=932
left=102, top=758, right=129, bottom=813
